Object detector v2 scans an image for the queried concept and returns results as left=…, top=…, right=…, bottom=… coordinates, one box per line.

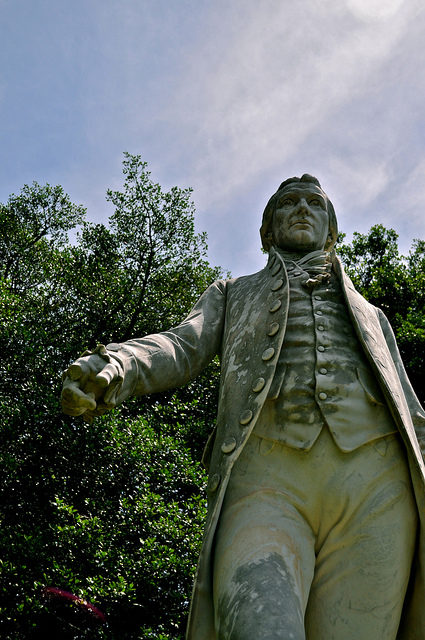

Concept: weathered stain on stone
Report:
left=217, top=553, right=304, bottom=640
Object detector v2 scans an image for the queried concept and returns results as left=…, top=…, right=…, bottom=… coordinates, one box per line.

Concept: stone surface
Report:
left=62, top=174, right=425, bottom=639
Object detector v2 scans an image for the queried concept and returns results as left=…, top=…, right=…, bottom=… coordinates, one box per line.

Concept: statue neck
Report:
left=275, top=248, right=331, bottom=264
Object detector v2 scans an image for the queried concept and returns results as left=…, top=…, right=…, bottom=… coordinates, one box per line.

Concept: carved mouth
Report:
left=290, top=219, right=311, bottom=228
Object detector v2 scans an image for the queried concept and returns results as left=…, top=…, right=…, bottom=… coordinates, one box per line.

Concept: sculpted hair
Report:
left=260, top=174, right=338, bottom=252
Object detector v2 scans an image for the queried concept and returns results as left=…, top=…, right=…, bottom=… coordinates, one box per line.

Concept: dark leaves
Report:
left=338, top=225, right=425, bottom=404
left=0, top=154, right=222, bottom=639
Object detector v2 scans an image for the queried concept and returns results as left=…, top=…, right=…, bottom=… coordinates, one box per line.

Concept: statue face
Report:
left=272, top=184, right=329, bottom=252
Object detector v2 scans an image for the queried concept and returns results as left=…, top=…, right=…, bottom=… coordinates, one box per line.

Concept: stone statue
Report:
left=62, top=175, right=425, bottom=640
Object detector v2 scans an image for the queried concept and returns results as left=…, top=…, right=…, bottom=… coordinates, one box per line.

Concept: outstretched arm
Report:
left=61, top=280, right=227, bottom=421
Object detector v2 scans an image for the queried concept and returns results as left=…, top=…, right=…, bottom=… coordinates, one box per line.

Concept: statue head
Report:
left=260, top=174, right=338, bottom=253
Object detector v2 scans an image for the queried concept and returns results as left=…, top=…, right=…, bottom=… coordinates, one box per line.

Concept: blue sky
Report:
left=1, top=0, right=425, bottom=277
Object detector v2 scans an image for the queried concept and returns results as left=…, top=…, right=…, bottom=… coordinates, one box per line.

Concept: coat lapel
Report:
left=334, top=256, right=425, bottom=473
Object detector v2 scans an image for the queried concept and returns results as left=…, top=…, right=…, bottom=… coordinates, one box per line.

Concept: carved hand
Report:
left=61, top=345, right=123, bottom=423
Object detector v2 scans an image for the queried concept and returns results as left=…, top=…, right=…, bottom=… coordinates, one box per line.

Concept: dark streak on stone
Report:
left=217, top=552, right=305, bottom=640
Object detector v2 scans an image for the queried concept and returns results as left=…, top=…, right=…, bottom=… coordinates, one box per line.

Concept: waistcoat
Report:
left=254, top=260, right=397, bottom=451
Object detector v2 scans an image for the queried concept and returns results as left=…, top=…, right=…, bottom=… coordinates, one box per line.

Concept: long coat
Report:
left=110, top=247, right=425, bottom=639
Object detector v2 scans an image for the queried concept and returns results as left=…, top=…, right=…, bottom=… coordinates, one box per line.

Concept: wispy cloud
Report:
left=165, top=0, right=418, bottom=206
left=0, top=0, right=424, bottom=275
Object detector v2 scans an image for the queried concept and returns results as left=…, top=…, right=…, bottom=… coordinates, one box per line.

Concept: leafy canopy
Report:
left=0, top=154, right=223, bottom=639
left=338, top=224, right=425, bottom=405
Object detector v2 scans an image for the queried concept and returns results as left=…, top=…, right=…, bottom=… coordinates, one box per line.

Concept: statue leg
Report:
left=212, top=429, right=417, bottom=640
left=213, top=500, right=316, bottom=640
left=213, top=435, right=316, bottom=640
left=304, top=434, right=417, bottom=640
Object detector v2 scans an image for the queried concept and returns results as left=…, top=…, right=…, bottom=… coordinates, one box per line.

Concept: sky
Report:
left=1, top=0, right=425, bottom=277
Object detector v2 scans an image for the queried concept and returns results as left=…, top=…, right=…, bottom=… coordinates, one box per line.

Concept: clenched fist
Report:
left=61, top=344, right=123, bottom=422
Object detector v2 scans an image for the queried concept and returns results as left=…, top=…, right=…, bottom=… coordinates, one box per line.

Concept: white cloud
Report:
left=164, top=0, right=418, bottom=211
left=346, top=0, right=405, bottom=21
left=387, top=159, right=425, bottom=241
left=1, top=0, right=424, bottom=275
left=328, top=158, right=391, bottom=208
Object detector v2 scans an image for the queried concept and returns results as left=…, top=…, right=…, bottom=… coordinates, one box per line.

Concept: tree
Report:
left=337, top=225, right=425, bottom=405
left=0, top=155, right=223, bottom=639
left=2, top=168, right=423, bottom=639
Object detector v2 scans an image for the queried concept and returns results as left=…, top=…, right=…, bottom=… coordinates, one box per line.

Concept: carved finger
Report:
left=95, top=363, right=120, bottom=387
left=103, top=377, right=123, bottom=405
left=67, top=360, right=91, bottom=381
left=61, top=381, right=97, bottom=412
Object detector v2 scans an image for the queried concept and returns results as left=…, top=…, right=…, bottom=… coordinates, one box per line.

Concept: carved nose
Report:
left=298, top=197, right=309, bottom=211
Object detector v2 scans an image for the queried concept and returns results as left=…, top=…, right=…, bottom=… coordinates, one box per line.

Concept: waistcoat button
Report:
left=271, top=263, right=281, bottom=276
left=318, top=345, right=325, bottom=352
left=318, top=392, right=327, bottom=400
left=319, top=368, right=328, bottom=374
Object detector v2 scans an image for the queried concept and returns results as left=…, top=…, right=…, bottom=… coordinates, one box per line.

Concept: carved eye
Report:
left=280, top=198, right=293, bottom=207
left=309, top=198, right=322, bottom=207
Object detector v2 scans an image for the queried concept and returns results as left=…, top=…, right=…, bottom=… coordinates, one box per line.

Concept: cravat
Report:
left=278, top=249, right=332, bottom=289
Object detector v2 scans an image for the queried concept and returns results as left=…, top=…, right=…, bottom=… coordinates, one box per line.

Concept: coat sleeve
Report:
left=377, top=307, right=425, bottom=456
left=102, top=279, right=227, bottom=405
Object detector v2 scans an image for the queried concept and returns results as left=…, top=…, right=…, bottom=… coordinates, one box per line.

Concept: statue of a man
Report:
left=62, top=175, right=425, bottom=640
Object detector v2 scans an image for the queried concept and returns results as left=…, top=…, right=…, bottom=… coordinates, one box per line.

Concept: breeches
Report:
left=213, top=427, right=418, bottom=640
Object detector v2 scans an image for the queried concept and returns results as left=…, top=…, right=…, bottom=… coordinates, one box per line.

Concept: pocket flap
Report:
left=268, top=364, right=286, bottom=400
left=356, top=367, right=385, bottom=406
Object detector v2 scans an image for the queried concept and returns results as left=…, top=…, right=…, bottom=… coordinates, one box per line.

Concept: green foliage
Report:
left=0, top=410, right=207, bottom=639
left=3, top=163, right=422, bottom=639
left=0, top=155, right=223, bottom=638
left=338, top=225, right=425, bottom=404
left=0, top=182, right=85, bottom=293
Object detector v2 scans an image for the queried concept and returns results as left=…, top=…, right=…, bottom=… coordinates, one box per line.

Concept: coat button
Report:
left=269, top=255, right=276, bottom=268
left=269, top=299, right=282, bottom=313
left=252, top=377, right=265, bottom=392
left=262, top=347, right=275, bottom=361
left=207, top=473, right=220, bottom=493
left=271, top=263, right=281, bottom=276
left=221, top=437, right=237, bottom=454
left=268, top=322, right=279, bottom=336
left=318, top=392, right=327, bottom=400
left=240, top=409, right=253, bottom=425
left=271, top=278, right=283, bottom=291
